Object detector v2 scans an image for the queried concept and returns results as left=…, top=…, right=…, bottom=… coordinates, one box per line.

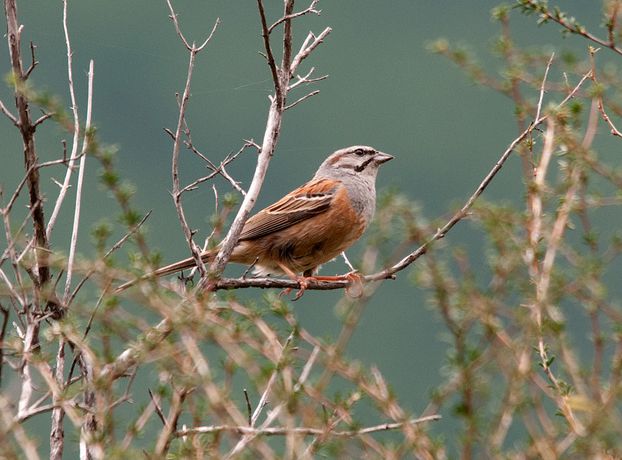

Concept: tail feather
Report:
left=114, top=251, right=214, bottom=293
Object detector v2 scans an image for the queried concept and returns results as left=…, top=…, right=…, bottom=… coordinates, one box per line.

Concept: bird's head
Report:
left=315, top=145, right=394, bottom=180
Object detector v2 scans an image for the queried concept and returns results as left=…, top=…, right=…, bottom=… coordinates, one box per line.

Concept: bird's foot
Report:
left=344, top=271, right=364, bottom=298
left=279, top=276, right=311, bottom=301
left=309, top=271, right=364, bottom=298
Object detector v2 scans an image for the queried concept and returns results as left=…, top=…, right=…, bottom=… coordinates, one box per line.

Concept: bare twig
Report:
left=46, top=0, right=82, bottom=240
left=257, top=0, right=281, bottom=101
left=268, top=0, right=321, bottom=33
left=148, top=389, right=167, bottom=426
left=5, top=0, right=50, bottom=288
left=243, top=389, right=252, bottom=426
left=23, top=41, right=37, bottom=79
left=99, top=318, right=173, bottom=381
left=284, top=89, right=320, bottom=110
left=226, top=332, right=295, bottom=457
left=154, top=387, right=189, bottom=455
left=69, top=211, right=151, bottom=305
left=178, top=415, right=441, bottom=438
left=288, top=67, right=328, bottom=90
left=0, top=305, right=7, bottom=385
left=166, top=0, right=220, bottom=278
left=165, top=0, right=219, bottom=52
left=0, top=394, right=40, bottom=460
left=589, top=47, right=622, bottom=137
left=519, top=0, right=622, bottom=56
left=33, top=111, right=53, bottom=128
left=534, top=54, right=554, bottom=123
left=365, top=68, right=592, bottom=282
left=289, top=27, right=331, bottom=75
left=50, top=339, right=66, bottom=460
left=0, top=98, right=18, bottom=125
left=64, top=60, right=94, bottom=303
left=180, top=134, right=249, bottom=196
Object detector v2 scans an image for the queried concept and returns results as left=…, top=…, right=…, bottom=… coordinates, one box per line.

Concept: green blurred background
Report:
left=0, top=0, right=609, bottom=453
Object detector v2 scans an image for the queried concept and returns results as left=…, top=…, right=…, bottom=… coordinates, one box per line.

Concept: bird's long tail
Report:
left=114, top=251, right=214, bottom=293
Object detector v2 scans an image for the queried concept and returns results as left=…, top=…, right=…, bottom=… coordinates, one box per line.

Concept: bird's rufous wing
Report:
left=238, top=178, right=339, bottom=241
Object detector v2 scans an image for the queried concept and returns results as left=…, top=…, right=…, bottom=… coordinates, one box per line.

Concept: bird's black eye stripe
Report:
left=354, top=157, right=375, bottom=172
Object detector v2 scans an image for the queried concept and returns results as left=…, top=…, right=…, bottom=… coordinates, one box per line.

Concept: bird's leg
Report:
left=277, top=263, right=311, bottom=301
left=276, top=264, right=364, bottom=300
left=310, top=271, right=364, bottom=298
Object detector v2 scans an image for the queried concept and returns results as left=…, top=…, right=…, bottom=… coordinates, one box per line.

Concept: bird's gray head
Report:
left=314, top=145, right=394, bottom=180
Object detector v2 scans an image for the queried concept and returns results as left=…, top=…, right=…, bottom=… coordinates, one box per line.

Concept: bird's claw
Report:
left=279, top=272, right=363, bottom=300
left=279, top=276, right=310, bottom=301
left=344, top=271, right=364, bottom=298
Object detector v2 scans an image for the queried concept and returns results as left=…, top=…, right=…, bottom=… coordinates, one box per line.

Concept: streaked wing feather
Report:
left=239, top=178, right=338, bottom=241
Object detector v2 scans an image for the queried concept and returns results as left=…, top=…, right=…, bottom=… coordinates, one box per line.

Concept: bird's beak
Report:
left=374, top=151, right=394, bottom=165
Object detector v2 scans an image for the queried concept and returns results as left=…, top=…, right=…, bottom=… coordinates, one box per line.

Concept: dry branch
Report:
left=177, top=414, right=441, bottom=438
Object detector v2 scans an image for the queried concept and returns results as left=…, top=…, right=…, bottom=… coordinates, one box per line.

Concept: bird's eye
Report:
left=354, top=149, right=365, bottom=156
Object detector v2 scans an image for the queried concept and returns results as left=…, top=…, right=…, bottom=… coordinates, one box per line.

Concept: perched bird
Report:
left=116, top=145, right=393, bottom=297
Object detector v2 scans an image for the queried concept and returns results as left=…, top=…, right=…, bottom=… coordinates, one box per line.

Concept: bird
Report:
left=115, top=145, right=393, bottom=298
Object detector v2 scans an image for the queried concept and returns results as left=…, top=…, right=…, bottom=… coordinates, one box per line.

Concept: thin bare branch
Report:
left=520, top=0, right=622, bottom=56
left=290, top=27, right=331, bottom=75
left=5, top=0, right=50, bottom=287
left=268, top=0, right=321, bottom=33
left=0, top=98, right=18, bottom=125
left=46, top=0, right=82, bottom=240
left=166, top=1, right=220, bottom=279
left=534, top=53, right=555, bottom=123
left=0, top=394, right=41, bottom=460
left=284, top=89, right=320, bottom=110
left=33, top=112, right=53, bottom=128
left=64, top=59, right=94, bottom=303
left=589, top=47, right=622, bottom=138
left=178, top=415, right=441, bottom=438
left=243, top=389, right=252, bottom=426
left=69, top=211, right=151, bottom=305
left=257, top=0, right=282, bottom=101
left=23, top=41, right=38, bottom=79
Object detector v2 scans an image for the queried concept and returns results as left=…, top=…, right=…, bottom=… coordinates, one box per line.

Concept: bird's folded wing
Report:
left=239, top=178, right=339, bottom=241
